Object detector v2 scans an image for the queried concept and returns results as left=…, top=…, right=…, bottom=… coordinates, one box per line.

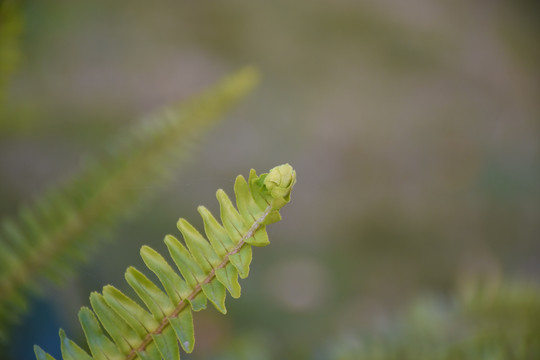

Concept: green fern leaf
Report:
left=34, top=164, right=296, bottom=360
left=0, top=67, right=259, bottom=340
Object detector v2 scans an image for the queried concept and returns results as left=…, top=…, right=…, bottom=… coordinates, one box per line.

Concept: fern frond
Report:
left=33, top=164, right=296, bottom=360
left=0, top=67, right=259, bottom=340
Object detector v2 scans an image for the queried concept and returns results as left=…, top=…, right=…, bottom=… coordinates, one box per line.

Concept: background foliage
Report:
left=1, top=0, right=539, bottom=359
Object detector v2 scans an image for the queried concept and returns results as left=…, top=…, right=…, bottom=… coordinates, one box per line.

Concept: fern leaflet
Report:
left=33, top=164, right=296, bottom=360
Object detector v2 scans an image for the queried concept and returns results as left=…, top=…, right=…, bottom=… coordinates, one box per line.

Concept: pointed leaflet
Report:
left=141, top=245, right=191, bottom=303
left=125, top=267, right=175, bottom=320
left=164, top=234, right=206, bottom=288
left=58, top=329, right=93, bottom=360
left=34, top=346, right=57, bottom=360
left=248, top=227, right=270, bottom=247
left=215, top=263, right=241, bottom=298
left=201, top=280, right=227, bottom=314
left=90, top=292, right=141, bottom=353
left=247, top=169, right=269, bottom=210
left=234, top=174, right=264, bottom=220
left=217, top=189, right=250, bottom=243
left=134, top=349, right=157, bottom=360
left=234, top=175, right=270, bottom=246
left=168, top=307, right=195, bottom=353
left=177, top=218, right=221, bottom=271
left=198, top=205, right=233, bottom=255
left=229, top=245, right=252, bottom=279
left=134, top=341, right=162, bottom=360
left=262, top=209, right=282, bottom=226
left=152, top=326, right=179, bottom=360
left=78, top=307, right=123, bottom=360
left=187, top=291, right=208, bottom=312
left=163, top=235, right=207, bottom=311
left=102, top=285, right=158, bottom=338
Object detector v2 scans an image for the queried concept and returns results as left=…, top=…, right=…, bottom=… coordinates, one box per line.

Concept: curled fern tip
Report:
left=263, top=163, right=296, bottom=209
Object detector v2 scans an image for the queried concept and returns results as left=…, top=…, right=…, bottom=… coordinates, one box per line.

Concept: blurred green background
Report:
left=1, top=0, right=539, bottom=359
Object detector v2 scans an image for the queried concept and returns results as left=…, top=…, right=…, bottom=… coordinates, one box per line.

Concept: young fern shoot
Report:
left=34, top=164, right=296, bottom=360
left=0, top=67, right=259, bottom=340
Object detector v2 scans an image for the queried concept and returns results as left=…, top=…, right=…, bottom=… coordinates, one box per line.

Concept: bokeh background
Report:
left=1, top=1, right=539, bottom=359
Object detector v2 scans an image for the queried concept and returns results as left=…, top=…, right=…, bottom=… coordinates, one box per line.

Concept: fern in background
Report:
left=325, top=279, right=540, bottom=360
left=33, top=164, right=296, bottom=360
left=0, top=67, right=259, bottom=341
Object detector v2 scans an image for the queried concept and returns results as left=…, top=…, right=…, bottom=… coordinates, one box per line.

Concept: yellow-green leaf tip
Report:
left=264, top=164, right=296, bottom=208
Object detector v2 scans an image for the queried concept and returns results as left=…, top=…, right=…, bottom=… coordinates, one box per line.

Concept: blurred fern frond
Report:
left=0, top=67, right=260, bottom=341
left=33, top=164, right=296, bottom=360
left=327, top=279, right=540, bottom=360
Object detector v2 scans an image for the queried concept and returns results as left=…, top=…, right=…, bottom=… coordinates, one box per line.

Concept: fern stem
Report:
left=126, top=205, right=272, bottom=360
